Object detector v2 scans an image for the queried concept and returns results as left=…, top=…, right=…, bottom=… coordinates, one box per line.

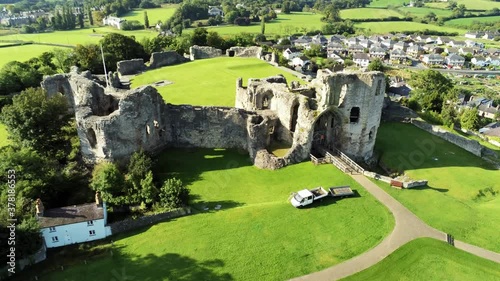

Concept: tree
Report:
left=78, top=13, right=84, bottom=29
left=206, top=31, right=225, bottom=49
left=323, top=4, right=341, bottom=23
left=126, top=150, right=153, bottom=191
left=88, top=7, right=94, bottom=26
left=74, top=44, right=103, bottom=73
left=460, top=108, right=479, bottom=130
left=409, top=70, right=453, bottom=112
left=225, top=11, right=239, bottom=24
left=367, top=58, right=384, bottom=72
left=441, top=104, right=457, bottom=128
left=90, top=162, right=126, bottom=205
left=282, top=1, right=291, bottom=14
left=139, top=171, right=158, bottom=205
left=159, top=178, right=189, bottom=209
left=261, top=17, right=265, bottom=34
left=144, top=11, right=150, bottom=28
left=191, top=27, right=208, bottom=46
left=1, top=88, right=70, bottom=155
left=100, top=33, right=147, bottom=72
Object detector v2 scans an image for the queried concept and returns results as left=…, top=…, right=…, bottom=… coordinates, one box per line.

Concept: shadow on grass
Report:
left=189, top=198, right=245, bottom=213
left=153, top=148, right=253, bottom=187
left=17, top=245, right=234, bottom=281
left=407, top=184, right=449, bottom=193
left=300, top=190, right=361, bottom=209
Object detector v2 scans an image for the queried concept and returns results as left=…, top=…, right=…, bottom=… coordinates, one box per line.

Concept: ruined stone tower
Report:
left=41, top=68, right=385, bottom=169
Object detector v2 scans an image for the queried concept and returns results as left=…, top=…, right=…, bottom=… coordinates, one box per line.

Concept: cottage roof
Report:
left=38, top=203, right=105, bottom=228
left=353, top=53, right=370, bottom=60
left=484, top=127, right=500, bottom=137
left=447, top=54, right=464, bottom=61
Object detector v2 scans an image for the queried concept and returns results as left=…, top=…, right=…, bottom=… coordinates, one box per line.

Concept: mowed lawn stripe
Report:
left=131, top=57, right=302, bottom=107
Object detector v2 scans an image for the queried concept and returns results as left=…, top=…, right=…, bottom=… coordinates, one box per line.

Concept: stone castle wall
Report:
left=117, top=58, right=145, bottom=75
left=189, top=45, right=223, bottom=60
left=411, top=119, right=483, bottom=157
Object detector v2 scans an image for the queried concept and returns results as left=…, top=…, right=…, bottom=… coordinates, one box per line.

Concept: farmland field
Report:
left=399, top=7, right=454, bottom=17
left=374, top=122, right=500, bottom=252
left=0, top=44, right=72, bottom=68
left=122, top=4, right=178, bottom=26
left=368, top=0, right=407, bottom=8
left=31, top=148, right=393, bottom=281
left=355, top=21, right=465, bottom=34
left=202, top=12, right=324, bottom=35
left=427, top=0, right=500, bottom=10
left=342, top=238, right=500, bottom=281
left=340, top=8, right=403, bottom=19
left=131, top=57, right=302, bottom=106
left=445, top=15, right=500, bottom=26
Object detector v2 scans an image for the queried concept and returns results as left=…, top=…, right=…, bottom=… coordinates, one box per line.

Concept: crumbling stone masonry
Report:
left=189, top=45, right=223, bottom=60
left=42, top=68, right=385, bottom=169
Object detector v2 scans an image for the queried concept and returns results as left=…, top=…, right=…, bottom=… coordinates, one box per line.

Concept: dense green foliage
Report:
left=409, top=70, right=453, bottom=112
left=159, top=178, right=190, bottom=208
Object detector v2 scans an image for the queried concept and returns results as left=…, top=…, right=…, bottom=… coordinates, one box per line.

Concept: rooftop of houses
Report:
left=38, top=203, right=105, bottom=228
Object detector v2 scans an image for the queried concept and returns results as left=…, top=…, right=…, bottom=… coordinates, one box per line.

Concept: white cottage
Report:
left=37, top=194, right=112, bottom=248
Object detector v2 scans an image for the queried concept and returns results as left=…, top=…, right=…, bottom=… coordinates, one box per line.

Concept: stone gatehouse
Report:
left=41, top=67, right=385, bottom=169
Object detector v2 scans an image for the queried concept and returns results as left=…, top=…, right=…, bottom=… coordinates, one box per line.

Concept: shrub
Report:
left=139, top=0, right=160, bottom=9
left=159, top=178, right=190, bottom=209
left=121, top=20, right=144, bottom=30
left=419, top=110, right=443, bottom=125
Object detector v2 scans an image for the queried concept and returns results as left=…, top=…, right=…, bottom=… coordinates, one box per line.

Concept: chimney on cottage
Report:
left=95, top=191, right=102, bottom=208
left=35, top=198, right=44, bottom=217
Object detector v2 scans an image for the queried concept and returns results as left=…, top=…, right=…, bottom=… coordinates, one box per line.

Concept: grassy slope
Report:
left=202, top=12, right=324, bottom=36
left=131, top=57, right=302, bottom=107
left=374, top=122, right=500, bottom=252
left=39, top=148, right=394, bottom=281
left=340, top=8, right=403, bottom=19
left=342, top=238, right=500, bottom=281
left=369, top=0, right=406, bottom=8
left=0, top=44, right=71, bottom=68
left=355, top=21, right=465, bottom=34
left=399, top=7, right=453, bottom=17
left=445, top=15, right=500, bottom=26
left=121, top=5, right=177, bottom=26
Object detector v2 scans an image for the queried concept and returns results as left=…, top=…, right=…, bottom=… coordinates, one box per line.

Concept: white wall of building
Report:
left=41, top=218, right=110, bottom=248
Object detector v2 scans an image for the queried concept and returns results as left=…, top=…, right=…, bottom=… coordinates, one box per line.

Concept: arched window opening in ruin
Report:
left=87, top=128, right=97, bottom=149
left=330, top=117, right=334, bottom=128
left=269, top=126, right=274, bottom=134
left=228, top=50, right=235, bottom=57
left=290, top=103, right=299, bottom=132
left=146, top=125, right=151, bottom=135
left=369, top=126, right=376, bottom=140
left=350, top=107, right=360, bottom=123
left=262, top=96, right=272, bottom=109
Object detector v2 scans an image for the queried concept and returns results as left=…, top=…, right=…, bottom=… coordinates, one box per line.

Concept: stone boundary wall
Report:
left=189, top=45, right=222, bottom=60
left=109, top=207, right=191, bottom=235
left=227, top=46, right=262, bottom=58
left=363, top=171, right=428, bottom=188
left=149, top=51, right=187, bottom=69
left=411, top=119, right=483, bottom=157
left=117, top=58, right=145, bottom=76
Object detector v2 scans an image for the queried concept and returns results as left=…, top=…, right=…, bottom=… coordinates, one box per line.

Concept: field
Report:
left=342, top=238, right=500, bottom=281
left=122, top=4, right=178, bottom=26
left=131, top=57, right=302, bottom=106
left=355, top=21, right=465, bottom=34
left=0, top=27, right=157, bottom=46
left=34, top=148, right=394, bottom=281
left=399, top=7, right=454, bottom=17
left=368, top=0, right=407, bottom=8
left=445, top=15, right=500, bottom=26
left=203, top=12, right=324, bottom=36
left=340, top=8, right=403, bottom=19
left=374, top=122, right=500, bottom=252
left=0, top=44, right=72, bottom=68
left=427, top=0, right=500, bottom=10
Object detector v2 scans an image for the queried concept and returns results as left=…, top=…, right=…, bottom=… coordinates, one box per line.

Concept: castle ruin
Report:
left=41, top=67, right=385, bottom=169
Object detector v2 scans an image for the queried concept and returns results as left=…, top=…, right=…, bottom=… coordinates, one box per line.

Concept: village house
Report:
left=390, top=49, right=407, bottom=63
left=292, top=55, right=310, bottom=67
left=369, top=46, right=387, bottom=59
left=353, top=53, right=370, bottom=68
left=482, top=31, right=499, bottom=40
left=471, top=56, right=488, bottom=67
left=393, top=41, right=407, bottom=51
left=459, top=47, right=474, bottom=55
left=482, top=48, right=499, bottom=56
left=369, top=35, right=382, bottom=44
left=422, top=54, right=444, bottom=65
left=37, top=194, right=112, bottom=249
left=327, top=52, right=345, bottom=64
left=448, top=40, right=467, bottom=48
left=407, top=45, right=423, bottom=58
left=446, top=54, right=465, bottom=68
left=348, top=44, right=365, bottom=54
left=293, top=36, right=312, bottom=48
left=381, top=39, right=395, bottom=49
left=346, top=37, right=359, bottom=47
left=327, top=42, right=347, bottom=55
left=478, top=102, right=500, bottom=119
left=311, top=34, right=328, bottom=46
left=487, top=56, right=500, bottom=66
left=103, top=16, right=125, bottom=29
left=445, top=47, right=459, bottom=55
left=329, top=34, right=345, bottom=44
left=208, top=6, right=224, bottom=17
left=359, top=39, right=371, bottom=49
left=283, top=47, right=302, bottom=60
left=464, top=31, right=484, bottom=39
left=435, top=36, right=452, bottom=45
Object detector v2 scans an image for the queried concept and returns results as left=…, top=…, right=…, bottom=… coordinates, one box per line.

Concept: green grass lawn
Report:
left=445, top=15, right=500, bottom=26
left=340, top=8, right=403, bottom=19
left=356, top=21, right=465, bottom=34
left=122, top=4, right=178, bottom=26
left=201, top=12, right=324, bottom=36
left=374, top=122, right=500, bottom=252
left=399, top=7, right=454, bottom=17
left=0, top=27, right=157, bottom=46
left=131, top=57, right=302, bottom=107
left=0, top=44, right=72, bottom=68
left=35, top=148, right=394, bottom=281
left=342, top=238, right=500, bottom=281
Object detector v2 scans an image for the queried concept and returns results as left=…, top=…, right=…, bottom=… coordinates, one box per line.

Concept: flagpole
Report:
left=100, top=44, right=109, bottom=88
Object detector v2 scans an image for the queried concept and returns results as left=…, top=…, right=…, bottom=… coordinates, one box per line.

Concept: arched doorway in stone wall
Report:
left=312, top=109, right=342, bottom=154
